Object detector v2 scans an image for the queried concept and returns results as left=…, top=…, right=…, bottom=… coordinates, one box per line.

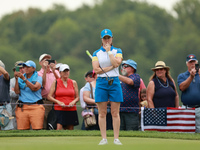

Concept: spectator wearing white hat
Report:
left=48, top=64, right=79, bottom=130
left=10, top=60, right=25, bottom=129
left=14, top=60, right=44, bottom=130
left=38, top=53, right=60, bottom=129
left=0, top=60, right=14, bottom=130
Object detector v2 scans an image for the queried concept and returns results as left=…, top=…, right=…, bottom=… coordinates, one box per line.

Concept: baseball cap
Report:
left=101, top=29, right=113, bottom=38
left=186, top=54, right=197, bottom=62
left=23, top=60, right=36, bottom=69
left=122, top=59, right=137, bottom=72
left=59, top=64, right=70, bottom=72
left=39, top=53, right=51, bottom=62
left=0, top=60, right=5, bottom=69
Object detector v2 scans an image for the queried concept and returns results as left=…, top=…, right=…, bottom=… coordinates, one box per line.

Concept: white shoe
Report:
left=98, top=139, right=108, bottom=145
left=114, top=139, right=122, bottom=145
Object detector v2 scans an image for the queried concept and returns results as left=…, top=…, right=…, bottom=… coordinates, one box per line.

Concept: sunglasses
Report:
left=155, top=68, right=164, bottom=71
left=87, top=73, right=96, bottom=78
left=123, top=64, right=131, bottom=68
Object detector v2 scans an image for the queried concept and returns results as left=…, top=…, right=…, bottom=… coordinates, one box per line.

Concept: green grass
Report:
left=0, top=130, right=200, bottom=140
left=0, top=136, right=200, bottom=150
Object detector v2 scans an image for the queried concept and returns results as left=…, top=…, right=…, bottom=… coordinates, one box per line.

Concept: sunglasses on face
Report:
left=123, top=64, right=131, bottom=68
left=155, top=68, right=164, bottom=71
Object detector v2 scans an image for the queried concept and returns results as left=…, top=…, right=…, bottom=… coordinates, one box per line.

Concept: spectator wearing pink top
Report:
left=38, top=53, right=60, bottom=129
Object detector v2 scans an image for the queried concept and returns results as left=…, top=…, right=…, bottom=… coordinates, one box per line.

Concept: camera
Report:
left=47, top=60, right=55, bottom=64
left=195, top=64, right=199, bottom=73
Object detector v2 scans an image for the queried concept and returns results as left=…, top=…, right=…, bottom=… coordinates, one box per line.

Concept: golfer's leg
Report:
left=110, top=101, right=121, bottom=139
left=97, top=102, right=108, bottom=139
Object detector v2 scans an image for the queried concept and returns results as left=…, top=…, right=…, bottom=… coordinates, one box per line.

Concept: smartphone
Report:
left=15, top=66, right=20, bottom=72
left=47, top=60, right=55, bottom=64
left=195, top=64, right=199, bottom=73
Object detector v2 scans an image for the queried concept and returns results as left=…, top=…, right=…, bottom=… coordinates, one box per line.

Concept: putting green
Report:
left=0, top=136, right=199, bottom=150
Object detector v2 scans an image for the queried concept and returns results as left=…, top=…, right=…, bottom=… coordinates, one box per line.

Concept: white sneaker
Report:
left=98, top=139, right=108, bottom=145
left=114, top=139, right=122, bottom=145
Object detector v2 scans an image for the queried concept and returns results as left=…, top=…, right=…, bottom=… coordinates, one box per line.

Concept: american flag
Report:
left=141, top=107, right=196, bottom=133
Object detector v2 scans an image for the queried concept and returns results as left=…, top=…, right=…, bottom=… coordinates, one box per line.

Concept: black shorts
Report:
left=55, top=110, right=79, bottom=126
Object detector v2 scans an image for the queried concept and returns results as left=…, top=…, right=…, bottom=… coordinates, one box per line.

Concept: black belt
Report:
left=18, top=100, right=43, bottom=105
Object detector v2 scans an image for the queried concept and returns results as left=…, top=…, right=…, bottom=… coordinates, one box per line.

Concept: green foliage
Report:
left=0, top=0, right=200, bottom=92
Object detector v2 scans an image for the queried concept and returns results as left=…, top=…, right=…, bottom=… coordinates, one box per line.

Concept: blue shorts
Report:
left=95, top=77, right=123, bottom=103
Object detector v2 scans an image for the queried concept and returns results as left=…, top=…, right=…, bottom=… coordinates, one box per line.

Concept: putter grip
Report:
left=86, top=50, right=92, bottom=59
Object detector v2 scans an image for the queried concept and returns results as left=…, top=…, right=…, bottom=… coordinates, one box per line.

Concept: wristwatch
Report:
left=23, top=79, right=27, bottom=82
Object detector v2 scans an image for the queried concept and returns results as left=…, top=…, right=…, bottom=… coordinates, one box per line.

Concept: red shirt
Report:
left=54, top=78, right=76, bottom=111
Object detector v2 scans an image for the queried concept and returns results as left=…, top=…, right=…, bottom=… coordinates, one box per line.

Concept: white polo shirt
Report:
left=92, top=46, right=123, bottom=77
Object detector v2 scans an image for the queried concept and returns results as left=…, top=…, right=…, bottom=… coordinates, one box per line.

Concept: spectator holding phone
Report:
left=10, top=61, right=25, bottom=129
left=38, top=53, right=60, bottom=129
left=178, top=54, right=200, bottom=133
left=14, top=60, right=44, bottom=130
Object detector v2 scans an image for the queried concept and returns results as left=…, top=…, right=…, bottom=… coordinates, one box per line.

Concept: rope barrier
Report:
left=7, top=102, right=141, bottom=109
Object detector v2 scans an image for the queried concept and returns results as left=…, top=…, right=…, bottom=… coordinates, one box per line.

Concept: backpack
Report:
left=46, top=107, right=57, bottom=130
left=46, top=80, right=57, bottom=130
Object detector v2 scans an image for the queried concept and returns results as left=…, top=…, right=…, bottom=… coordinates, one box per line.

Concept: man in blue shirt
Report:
left=119, top=59, right=140, bottom=130
left=177, top=54, right=200, bottom=133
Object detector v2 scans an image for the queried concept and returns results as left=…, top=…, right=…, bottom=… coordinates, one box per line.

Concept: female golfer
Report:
left=92, top=29, right=123, bottom=145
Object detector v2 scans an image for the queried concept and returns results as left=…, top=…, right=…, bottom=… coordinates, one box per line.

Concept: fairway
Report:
left=0, top=136, right=200, bottom=150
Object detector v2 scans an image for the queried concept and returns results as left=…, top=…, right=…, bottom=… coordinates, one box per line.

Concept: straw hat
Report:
left=151, top=61, right=170, bottom=71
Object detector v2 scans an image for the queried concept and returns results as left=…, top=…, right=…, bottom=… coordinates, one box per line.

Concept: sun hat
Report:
left=151, top=61, right=170, bottom=71
left=101, top=29, right=113, bottom=38
left=186, top=54, right=197, bottom=62
left=15, top=61, right=24, bottom=67
left=13, top=61, right=24, bottom=71
left=23, top=60, right=36, bottom=69
left=122, top=59, right=137, bottom=72
left=59, top=64, right=70, bottom=72
left=0, top=60, right=5, bottom=69
left=39, top=54, right=51, bottom=62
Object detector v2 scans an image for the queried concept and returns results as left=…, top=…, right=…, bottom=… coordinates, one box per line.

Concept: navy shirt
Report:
left=178, top=71, right=200, bottom=105
left=120, top=73, right=140, bottom=113
left=0, top=75, right=10, bottom=103
left=152, top=77, right=176, bottom=108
